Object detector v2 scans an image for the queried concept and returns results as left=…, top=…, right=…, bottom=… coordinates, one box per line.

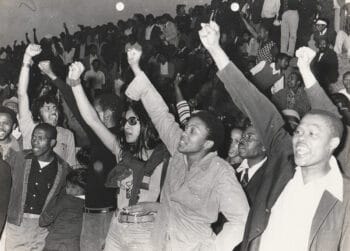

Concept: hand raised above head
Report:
left=25, top=44, right=42, bottom=58
left=198, top=21, right=221, bottom=51
left=68, top=62, right=85, bottom=81
left=296, top=46, right=316, bottom=69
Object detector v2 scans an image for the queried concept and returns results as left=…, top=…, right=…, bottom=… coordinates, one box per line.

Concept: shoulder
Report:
left=210, top=156, right=236, bottom=177
left=56, top=126, right=74, bottom=137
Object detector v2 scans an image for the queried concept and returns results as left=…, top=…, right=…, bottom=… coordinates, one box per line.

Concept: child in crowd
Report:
left=41, top=168, right=87, bottom=251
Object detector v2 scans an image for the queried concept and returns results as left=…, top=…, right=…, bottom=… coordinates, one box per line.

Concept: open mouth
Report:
left=294, top=143, right=310, bottom=156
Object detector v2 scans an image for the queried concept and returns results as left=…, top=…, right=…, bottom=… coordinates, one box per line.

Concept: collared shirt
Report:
left=339, top=88, right=350, bottom=101
left=259, top=156, right=343, bottom=251
left=24, top=158, right=58, bottom=215
left=125, top=71, right=249, bottom=251
left=236, top=157, right=267, bottom=182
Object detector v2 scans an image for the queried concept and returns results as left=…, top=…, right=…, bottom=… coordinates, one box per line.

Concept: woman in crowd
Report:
left=66, top=61, right=169, bottom=250
left=124, top=44, right=249, bottom=251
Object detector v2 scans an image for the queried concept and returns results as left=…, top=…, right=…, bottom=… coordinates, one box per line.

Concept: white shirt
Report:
left=261, top=0, right=281, bottom=18
left=259, top=156, right=343, bottom=251
left=236, top=157, right=267, bottom=182
left=84, top=70, right=105, bottom=89
left=160, top=62, right=169, bottom=75
left=338, top=88, right=350, bottom=101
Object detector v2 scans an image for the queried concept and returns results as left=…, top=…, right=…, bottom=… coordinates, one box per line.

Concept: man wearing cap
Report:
left=313, top=18, right=337, bottom=47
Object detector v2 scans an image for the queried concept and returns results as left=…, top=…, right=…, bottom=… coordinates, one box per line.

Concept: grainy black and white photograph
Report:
left=0, top=0, right=350, bottom=250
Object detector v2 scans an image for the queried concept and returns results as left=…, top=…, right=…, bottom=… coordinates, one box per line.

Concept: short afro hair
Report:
left=33, top=123, right=57, bottom=140
left=306, top=110, right=344, bottom=139
left=191, top=110, right=225, bottom=152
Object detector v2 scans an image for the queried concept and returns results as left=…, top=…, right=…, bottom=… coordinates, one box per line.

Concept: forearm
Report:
left=18, top=55, right=32, bottom=118
left=216, top=60, right=286, bottom=151
left=126, top=70, right=183, bottom=155
left=71, top=81, right=118, bottom=153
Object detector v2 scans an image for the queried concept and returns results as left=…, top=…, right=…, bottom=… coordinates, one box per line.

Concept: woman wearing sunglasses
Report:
left=66, top=62, right=169, bottom=250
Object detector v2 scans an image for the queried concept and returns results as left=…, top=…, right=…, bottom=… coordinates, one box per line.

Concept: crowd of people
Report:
left=0, top=0, right=350, bottom=250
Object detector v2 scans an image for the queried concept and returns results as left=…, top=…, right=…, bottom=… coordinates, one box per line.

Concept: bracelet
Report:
left=67, top=78, right=81, bottom=87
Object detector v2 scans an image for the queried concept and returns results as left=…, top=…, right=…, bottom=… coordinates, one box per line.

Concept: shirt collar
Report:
left=320, top=28, right=327, bottom=36
left=294, top=156, right=343, bottom=201
left=183, top=151, right=217, bottom=171
left=338, top=88, right=350, bottom=101
left=237, top=157, right=267, bottom=180
left=270, top=63, right=281, bottom=75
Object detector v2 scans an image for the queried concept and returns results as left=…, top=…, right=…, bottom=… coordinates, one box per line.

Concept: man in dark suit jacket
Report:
left=236, top=125, right=267, bottom=205
left=199, top=21, right=350, bottom=251
left=311, top=37, right=339, bottom=91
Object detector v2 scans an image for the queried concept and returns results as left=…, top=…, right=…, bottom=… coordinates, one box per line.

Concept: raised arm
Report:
left=17, top=44, right=42, bottom=144
left=125, top=45, right=183, bottom=155
left=25, top=33, right=31, bottom=45
left=174, top=74, right=191, bottom=127
left=67, top=62, right=119, bottom=155
left=199, top=21, right=289, bottom=152
left=33, top=28, right=38, bottom=44
left=38, top=61, right=94, bottom=137
left=296, top=47, right=341, bottom=117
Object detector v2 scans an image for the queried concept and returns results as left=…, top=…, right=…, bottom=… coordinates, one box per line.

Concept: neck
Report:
left=186, top=151, right=209, bottom=170
left=37, top=151, right=55, bottom=162
left=301, top=160, right=331, bottom=184
left=247, top=155, right=265, bottom=167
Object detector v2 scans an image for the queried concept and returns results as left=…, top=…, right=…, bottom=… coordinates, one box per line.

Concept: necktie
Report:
left=241, top=170, right=249, bottom=187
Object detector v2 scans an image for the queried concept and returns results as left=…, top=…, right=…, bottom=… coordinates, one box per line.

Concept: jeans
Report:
left=80, top=212, right=113, bottom=251
left=104, top=213, right=154, bottom=251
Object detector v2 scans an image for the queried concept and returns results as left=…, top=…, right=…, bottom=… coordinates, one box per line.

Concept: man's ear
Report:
left=329, top=137, right=340, bottom=153
left=50, top=139, right=57, bottom=148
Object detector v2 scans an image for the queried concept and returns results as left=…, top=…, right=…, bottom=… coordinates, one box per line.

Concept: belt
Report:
left=118, top=212, right=155, bottom=224
left=83, top=207, right=116, bottom=214
left=23, top=213, right=40, bottom=219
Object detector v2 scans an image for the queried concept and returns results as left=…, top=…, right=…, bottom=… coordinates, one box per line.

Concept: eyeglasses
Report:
left=122, top=116, right=139, bottom=126
left=240, top=134, right=259, bottom=143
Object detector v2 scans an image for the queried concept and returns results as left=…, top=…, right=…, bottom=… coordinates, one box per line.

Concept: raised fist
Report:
left=38, top=61, right=54, bottom=76
left=25, top=44, right=42, bottom=57
left=198, top=21, right=220, bottom=51
left=68, top=62, right=85, bottom=81
left=296, top=47, right=316, bottom=69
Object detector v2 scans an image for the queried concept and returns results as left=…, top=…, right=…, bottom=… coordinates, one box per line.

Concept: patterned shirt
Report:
left=257, top=40, right=276, bottom=64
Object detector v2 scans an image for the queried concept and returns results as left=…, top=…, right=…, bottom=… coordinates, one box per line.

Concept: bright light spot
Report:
left=116, top=2, right=125, bottom=11
left=231, top=2, right=240, bottom=12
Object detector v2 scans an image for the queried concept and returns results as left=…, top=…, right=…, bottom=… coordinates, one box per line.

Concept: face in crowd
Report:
left=0, top=112, right=16, bottom=143
left=177, top=116, right=213, bottom=154
left=293, top=113, right=341, bottom=169
left=238, top=126, right=266, bottom=160
left=31, top=127, right=56, bottom=158
left=123, top=109, right=141, bottom=144
left=228, top=128, right=243, bottom=159
left=39, top=102, right=59, bottom=127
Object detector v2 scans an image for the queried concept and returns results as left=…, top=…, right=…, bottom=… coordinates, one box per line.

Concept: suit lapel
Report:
left=308, top=191, right=338, bottom=249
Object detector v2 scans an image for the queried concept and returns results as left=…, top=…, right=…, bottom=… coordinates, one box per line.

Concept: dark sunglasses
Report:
left=122, top=116, right=139, bottom=126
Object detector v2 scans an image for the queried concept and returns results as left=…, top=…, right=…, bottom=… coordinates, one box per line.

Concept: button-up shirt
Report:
left=125, top=71, right=249, bottom=251
left=259, top=156, right=343, bottom=251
